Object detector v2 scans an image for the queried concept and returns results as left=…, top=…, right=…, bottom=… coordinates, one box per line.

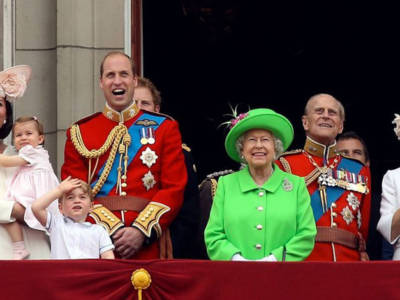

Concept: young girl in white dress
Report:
left=0, top=116, right=59, bottom=259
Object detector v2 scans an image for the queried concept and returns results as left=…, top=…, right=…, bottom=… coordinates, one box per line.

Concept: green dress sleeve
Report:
left=204, top=176, right=241, bottom=260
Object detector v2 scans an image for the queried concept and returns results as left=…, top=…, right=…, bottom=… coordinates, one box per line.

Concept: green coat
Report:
left=204, top=164, right=316, bottom=261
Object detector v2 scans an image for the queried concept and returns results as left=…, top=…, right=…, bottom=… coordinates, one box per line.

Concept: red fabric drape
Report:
left=1, top=259, right=399, bottom=299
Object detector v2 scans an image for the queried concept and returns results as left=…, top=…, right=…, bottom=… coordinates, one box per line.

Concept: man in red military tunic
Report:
left=61, top=51, right=187, bottom=259
left=276, top=93, right=371, bottom=261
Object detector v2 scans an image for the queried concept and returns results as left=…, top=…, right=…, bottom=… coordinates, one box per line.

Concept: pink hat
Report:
left=0, top=65, right=32, bottom=99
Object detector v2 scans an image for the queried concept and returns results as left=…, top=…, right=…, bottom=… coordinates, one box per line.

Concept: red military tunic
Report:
left=276, top=137, right=371, bottom=261
left=61, top=103, right=187, bottom=259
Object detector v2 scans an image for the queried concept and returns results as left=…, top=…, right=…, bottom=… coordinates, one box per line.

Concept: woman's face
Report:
left=0, top=97, right=6, bottom=127
left=241, top=129, right=276, bottom=169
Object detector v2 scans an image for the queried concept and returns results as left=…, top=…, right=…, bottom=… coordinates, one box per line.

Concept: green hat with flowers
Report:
left=224, top=108, right=294, bottom=162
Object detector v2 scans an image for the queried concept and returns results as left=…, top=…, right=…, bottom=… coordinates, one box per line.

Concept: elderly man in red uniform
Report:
left=276, top=93, right=371, bottom=261
left=61, top=51, right=187, bottom=259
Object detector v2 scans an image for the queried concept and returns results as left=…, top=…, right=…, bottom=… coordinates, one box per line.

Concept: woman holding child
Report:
left=0, top=65, right=52, bottom=259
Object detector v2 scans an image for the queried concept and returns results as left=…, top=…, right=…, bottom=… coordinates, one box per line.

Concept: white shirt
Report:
left=46, top=212, right=114, bottom=259
left=377, top=167, right=400, bottom=260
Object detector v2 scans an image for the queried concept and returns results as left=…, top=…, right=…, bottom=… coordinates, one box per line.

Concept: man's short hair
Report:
left=99, top=51, right=136, bottom=77
left=304, top=93, right=346, bottom=121
left=337, top=131, right=370, bottom=163
left=136, top=77, right=162, bottom=106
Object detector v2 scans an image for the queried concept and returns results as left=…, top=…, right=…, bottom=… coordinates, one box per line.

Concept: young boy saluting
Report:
left=32, top=177, right=114, bottom=259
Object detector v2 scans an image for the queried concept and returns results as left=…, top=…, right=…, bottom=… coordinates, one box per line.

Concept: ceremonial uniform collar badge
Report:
left=304, top=136, right=337, bottom=159
left=103, top=102, right=138, bottom=122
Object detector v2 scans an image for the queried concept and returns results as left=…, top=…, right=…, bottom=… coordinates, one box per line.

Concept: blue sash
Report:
left=310, top=157, right=362, bottom=222
left=92, top=113, right=166, bottom=196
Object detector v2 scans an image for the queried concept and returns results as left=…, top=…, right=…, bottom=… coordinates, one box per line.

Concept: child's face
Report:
left=13, top=121, right=44, bottom=151
left=59, top=186, right=92, bottom=223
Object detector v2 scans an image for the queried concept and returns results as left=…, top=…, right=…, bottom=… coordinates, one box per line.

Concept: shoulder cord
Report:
left=70, top=123, right=131, bottom=196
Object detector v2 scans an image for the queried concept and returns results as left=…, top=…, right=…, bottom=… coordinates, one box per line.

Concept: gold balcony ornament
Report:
left=131, top=268, right=151, bottom=300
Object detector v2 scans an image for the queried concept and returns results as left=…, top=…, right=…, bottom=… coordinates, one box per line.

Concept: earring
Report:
left=240, top=155, right=244, bottom=160
left=3, top=119, right=6, bottom=124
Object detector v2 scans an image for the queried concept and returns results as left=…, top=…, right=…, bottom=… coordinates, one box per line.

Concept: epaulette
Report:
left=205, top=169, right=234, bottom=179
left=278, top=149, right=303, bottom=158
left=182, top=143, right=191, bottom=152
left=141, top=109, right=175, bottom=121
left=340, top=154, right=366, bottom=166
left=72, top=112, right=102, bottom=126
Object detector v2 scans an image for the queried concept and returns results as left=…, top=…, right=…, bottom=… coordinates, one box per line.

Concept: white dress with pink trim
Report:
left=6, top=145, right=60, bottom=231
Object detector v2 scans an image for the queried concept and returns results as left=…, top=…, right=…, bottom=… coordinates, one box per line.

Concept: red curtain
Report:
left=1, top=259, right=399, bottom=299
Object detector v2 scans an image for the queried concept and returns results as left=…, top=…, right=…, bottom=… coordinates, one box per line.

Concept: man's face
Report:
left=302, top=95, right=344, bottom=146
left=134, top=86, right=160, bottom=112
left=99, top=54, right=137, bottom=112
left=337, top=138, right=369, bottom=166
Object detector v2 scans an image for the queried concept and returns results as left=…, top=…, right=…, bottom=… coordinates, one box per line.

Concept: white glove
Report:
left=231, top=253, right=249, bottom=261
left=257, top=254, right=277, bottom=262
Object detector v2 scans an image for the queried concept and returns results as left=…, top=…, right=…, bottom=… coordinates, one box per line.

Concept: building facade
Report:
left=1, top=0, right=135, bottom=176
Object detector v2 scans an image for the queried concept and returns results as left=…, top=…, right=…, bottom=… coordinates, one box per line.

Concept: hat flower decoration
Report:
left=220, top=105, right=249, bottom=130
left=0, top=65, right=32, bottom=99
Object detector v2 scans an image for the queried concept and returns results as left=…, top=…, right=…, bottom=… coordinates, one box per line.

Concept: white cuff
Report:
left=231, top=253, right=249, bottom=261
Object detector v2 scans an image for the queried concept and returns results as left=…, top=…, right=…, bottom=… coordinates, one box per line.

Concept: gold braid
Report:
left=70, top=123, right=129, bottom=196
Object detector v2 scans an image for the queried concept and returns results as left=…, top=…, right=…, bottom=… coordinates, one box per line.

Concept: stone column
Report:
left=14, top=0, right=57, bottom=168
left=56, top=0, right=125, bottom=176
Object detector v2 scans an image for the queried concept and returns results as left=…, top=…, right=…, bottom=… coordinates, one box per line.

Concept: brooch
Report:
left=282, top=178, right=293, bottom=192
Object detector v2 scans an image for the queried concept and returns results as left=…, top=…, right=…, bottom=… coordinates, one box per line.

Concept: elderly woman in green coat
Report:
left=205, top=108, right=316, bottom=261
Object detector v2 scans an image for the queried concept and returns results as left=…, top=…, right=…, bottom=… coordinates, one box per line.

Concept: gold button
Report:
left=332, top=212, right=337, bottom=218
left=256, top=225, right=263, bottom=230
left=258, top=191, right=264, bottom=197
left=255, top=244, right=262, bottom=250
left=257, top=206, right=264, bottom=211
left=121, top=183, right=127, bottom=188
left=121, top=191, right=127, bottom=196
left=331, top=203, right=337, bottom=208
left=332, top=222, right=337, bottom=227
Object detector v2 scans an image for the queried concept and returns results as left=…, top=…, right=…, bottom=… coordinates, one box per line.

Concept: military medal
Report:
left=142, top=171, right=156, bottom=190
left=140, top=147, right=158, bottom=168
left=140, top=128, right=148, bottom=145
left=346, top=192, right=360, bottom=210
left=340, top=206, right=354, bottom=225
left=148, top=128, right=155, bottom=144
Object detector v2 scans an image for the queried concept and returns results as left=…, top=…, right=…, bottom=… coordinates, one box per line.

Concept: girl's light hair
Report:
left=12, top=116, right=45, bottom=145
left=235, top=130, right=284, bottom=163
